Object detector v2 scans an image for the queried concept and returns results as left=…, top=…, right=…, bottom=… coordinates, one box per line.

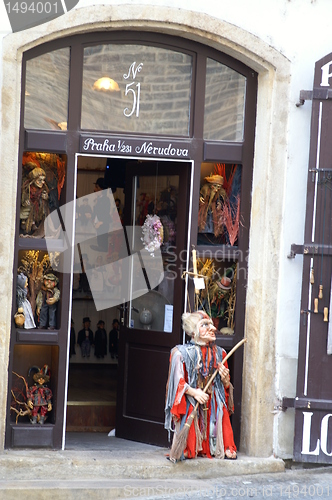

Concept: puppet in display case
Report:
left=36, top=273, right=60, bottom=330
left=15, top=251, right=60, bottom=329
left=14, top=272, right=36, bottom=329
left=20, top=152, right=66, bottom=238
left=10, top=365, right=53, bottom=424
left=27, top=365, right=53, bottom=425
left=198, top=164, right=241, bottom=246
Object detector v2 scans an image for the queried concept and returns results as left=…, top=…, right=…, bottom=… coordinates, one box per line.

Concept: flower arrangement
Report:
left=141, top=214, right=164, bottom=256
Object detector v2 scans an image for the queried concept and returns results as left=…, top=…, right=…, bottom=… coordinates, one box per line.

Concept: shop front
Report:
left=4, top=30, right=257, bottom=449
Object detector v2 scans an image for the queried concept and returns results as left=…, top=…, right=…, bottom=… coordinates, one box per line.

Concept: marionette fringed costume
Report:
left=165, top=311, right=236, bottom=460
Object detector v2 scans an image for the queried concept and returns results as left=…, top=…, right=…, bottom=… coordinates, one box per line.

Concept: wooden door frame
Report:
left=115, top=158, right=193, bottom=445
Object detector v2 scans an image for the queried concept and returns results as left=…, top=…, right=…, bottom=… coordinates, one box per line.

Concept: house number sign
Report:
left=123, top=62, right=143, bottom=118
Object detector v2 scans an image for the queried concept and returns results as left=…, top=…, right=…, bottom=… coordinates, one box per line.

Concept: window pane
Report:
left=82, top=44, right=192, bottom=135
left=24, top=48, right=70, bottom=130
left=197, top=162, right=242, bottom=246
left=204, top=58, right=246, bottom=141
left=128, top=173, right=179, bottom=332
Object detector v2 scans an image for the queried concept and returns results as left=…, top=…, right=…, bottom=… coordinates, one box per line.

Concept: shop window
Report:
left=81, top=44, right=192, bottom=135
left=24, top=48, right=70, bottom=131
left=19, top=152, right=67, bottom=239
left=197, top=162, right=242, bottom=246
left=204, top=58, right=246, bottom=141
left=10, top=344, right=58, bottom=426
left=15, top=250, right=62, bottom=332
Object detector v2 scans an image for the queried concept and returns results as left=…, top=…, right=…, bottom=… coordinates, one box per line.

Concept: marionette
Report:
left=36, top=273, right=60, bottom=330
left=77, top=317, right=94, bottom=358
left=20, top=164, right=49, bottom=236
left=14, top=272, right=36, bottom=329
left=109, top=319, right=119, bottom=359
left=165, top=311, right=238, bottom=461
left=27, top=365, right=52, bottom=425
left=94, top=319, right=107, bottom=359
left=198, top=174, right=227, bottom=238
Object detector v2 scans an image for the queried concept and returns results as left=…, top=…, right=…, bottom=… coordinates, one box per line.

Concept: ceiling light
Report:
left=92, top=77, right=120, bottom=92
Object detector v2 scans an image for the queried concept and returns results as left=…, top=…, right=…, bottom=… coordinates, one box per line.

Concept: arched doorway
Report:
left=5, top=31, right=257, bottom=449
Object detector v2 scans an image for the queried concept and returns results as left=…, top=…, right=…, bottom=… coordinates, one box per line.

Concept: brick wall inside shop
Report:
left=81, top=44, right=193, bottom=134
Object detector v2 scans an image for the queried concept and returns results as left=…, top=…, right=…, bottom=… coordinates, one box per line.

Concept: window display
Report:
left=15, top=251, right=61, bottom=330
left=195, top=257, right=237, bottom=334
left=10, top=345, right=58, bottom=426
left=20, top=152, right=66, bottom=238
left=198, top=163, right=241, bottom=246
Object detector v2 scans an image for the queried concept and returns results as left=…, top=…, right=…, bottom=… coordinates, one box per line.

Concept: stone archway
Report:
left=0, top=5, right=290, bottom=456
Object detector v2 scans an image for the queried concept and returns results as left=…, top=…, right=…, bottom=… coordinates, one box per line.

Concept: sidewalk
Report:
left=0, top=433, right=285, bottom=498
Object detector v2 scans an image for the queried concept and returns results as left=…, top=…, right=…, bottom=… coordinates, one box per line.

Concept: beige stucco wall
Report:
left=0, top=5, right=290, bottom=456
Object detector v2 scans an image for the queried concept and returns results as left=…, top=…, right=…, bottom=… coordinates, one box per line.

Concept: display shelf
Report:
left=10, top=423, right=55, bottom=448
left=18, top=238, right=67, bottom=252
left=16, top=329, right=59, bottom=343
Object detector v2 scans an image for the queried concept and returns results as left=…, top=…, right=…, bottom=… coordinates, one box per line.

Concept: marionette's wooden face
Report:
left=44, top=277, right=57, bottom=290
left=198, top=318, right=216, bottom=344
left=33, top=174, right=46, bottom=189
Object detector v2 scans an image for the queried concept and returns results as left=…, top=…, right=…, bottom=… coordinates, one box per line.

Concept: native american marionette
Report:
left=198, top=165, right=241, bottom=246
left=198, top=174, right=227, bottom=238
left=36, top=273, right=60, bottom=330
left=27, top=365, right=52, bottom=425
left=20, top=163, right=49, bottom=237
left=14, top=272, right=36, bottom=329
left=165, top=311, right=238, bottom=461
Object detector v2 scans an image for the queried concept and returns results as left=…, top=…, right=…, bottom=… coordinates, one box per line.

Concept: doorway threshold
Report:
left=65, top=432, right=164, bottom=453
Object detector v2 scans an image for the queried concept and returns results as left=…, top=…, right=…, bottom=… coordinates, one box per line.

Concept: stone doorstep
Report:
left=0, top=478, right=257, bottom=500
left=0, top=452, right=285, bottom=482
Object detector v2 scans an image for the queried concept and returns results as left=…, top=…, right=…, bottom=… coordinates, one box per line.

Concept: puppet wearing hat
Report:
left=36, top=273, right=60, bottom=330
left=27, top=365, right=52, bottom=424
left=77, top=317, right=94, bottom=358
left=20, top=163, right=49, bottom=236
left=165, top=311, right=236, bottom=460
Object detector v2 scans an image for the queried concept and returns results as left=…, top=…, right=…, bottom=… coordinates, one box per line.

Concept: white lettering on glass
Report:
left=123, top=62, right=143, bottom=118
left=320, top=60, right=332, bottom=87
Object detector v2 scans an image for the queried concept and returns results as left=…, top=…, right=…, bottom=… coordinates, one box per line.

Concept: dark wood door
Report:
left=116, top=160, right=191, bottom=446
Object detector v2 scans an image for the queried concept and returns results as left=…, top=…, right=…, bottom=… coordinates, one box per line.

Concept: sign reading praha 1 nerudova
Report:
left=293, top=52, right=332, bottom=464
left=80, top=135, right=191, bottom=160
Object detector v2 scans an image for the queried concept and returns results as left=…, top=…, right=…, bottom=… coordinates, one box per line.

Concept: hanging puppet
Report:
left=198, top=174, right=227, bottom=238
left=165, top=311, right=238, bottom=461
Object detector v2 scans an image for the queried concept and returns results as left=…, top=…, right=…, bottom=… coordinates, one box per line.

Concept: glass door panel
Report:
left=127, top=173, right=179, bottom=333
